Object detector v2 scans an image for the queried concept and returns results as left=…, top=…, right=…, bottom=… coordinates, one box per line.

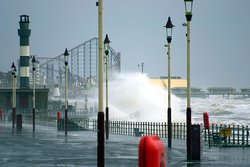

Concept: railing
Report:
left=2, top=115, right=249, bottom=147
left=206, top=124, right=250, bottom=147
left=91, top=120, right=186, bottom=139
left=48, top=111, right=96, bottom=119
left=23, top=114, right=58, bottom=127
left=91, top=120, right=250, bottom=147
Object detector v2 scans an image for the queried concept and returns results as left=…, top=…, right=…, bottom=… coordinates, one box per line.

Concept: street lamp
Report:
left=138, top=62, right=144, bottom=74
left=104, top=34, right=111, bottom=140
left=32, top=56, right=37, bottom=132
left=11, top=62, right=17, bottom=129
left=64, top=48, right=69, bottom=137
left=97, top=0, right=105, bottom=166
left=184, top=0, right=193, bottom=161
left=164, top=16, right=174, bottom=148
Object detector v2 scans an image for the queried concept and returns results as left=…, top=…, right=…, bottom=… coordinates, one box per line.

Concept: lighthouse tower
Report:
left=18, top=15, right=31, bottom=88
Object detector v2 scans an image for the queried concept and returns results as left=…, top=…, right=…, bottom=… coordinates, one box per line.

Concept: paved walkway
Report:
left=0, top=123, right=250, bottom=166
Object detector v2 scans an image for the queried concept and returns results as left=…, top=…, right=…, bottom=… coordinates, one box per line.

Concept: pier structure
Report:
left=171, top=87, right=250, bottom=98
left=206, top=87, right=250, bottom=98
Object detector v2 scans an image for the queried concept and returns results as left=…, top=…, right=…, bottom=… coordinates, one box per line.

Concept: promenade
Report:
left=0, top=123, right=250, bottom=166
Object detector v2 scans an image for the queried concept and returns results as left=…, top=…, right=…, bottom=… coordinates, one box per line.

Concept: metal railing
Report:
left=2, top=114, right=249, bottom=147
left=91, top=120, right=186, bottom=139
left=206, top=124, right=250, bottom=147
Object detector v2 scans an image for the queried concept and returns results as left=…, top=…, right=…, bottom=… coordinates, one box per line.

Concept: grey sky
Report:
left=1, top=0, right=250, bottom=89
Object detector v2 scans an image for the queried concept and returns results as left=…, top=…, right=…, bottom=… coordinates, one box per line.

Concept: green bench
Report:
left=134, top=128, right=144, bottom=137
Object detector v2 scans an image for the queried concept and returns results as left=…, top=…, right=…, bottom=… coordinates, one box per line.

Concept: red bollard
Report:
left=57, top=112, right=61, bottom=131
left=203, top=112, right=210, bottom=129
left=139, top=135, right=166, bottom=167
left=57, top=112, right=61, bottom=122
left=203, top=112, right=211, bottom=148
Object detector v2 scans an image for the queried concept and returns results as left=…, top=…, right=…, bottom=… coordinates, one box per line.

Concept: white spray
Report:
left=107, top=72, right=185, bottom=122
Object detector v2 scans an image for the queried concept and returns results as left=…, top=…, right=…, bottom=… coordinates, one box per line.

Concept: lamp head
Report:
left=11, top=62, right=17, bottom=77
left=104, top=34, right=111, bottom=44
left=164, top=16, right=174, bottom=43
left=104, top=34, right=111, bottom=55
left=64, top=48, right=69, bottom=66
left=32, top=56, right=37, bottom=71
left=184, top=0, right=193, bottom=21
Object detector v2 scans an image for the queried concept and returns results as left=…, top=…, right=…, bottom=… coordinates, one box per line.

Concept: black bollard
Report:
left=16, top=114, right=22, bottom=130
left=192, top=124, right=201, bottom=160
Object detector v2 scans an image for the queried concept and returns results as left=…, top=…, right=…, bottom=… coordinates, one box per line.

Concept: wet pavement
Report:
left=0, top=123, right=250, bottom=166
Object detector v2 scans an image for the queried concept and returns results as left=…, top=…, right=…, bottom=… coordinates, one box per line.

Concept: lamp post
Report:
left=11, top=62, right=17, bottom=129
left=64, top=48, right=69, bottom=137
left=184, top=0, right=193, bottom=160
left=32, top=56, right=37, bottom=132
left=138, top=62, right=144, bottom=74
left=164, top=16, right=174, bottom=148
left=97, top=0, right=105, bottom=166
left=104, top=34, right=111, bottom=140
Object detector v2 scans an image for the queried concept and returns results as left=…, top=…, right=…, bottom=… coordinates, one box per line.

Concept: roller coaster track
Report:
left=37, top=37, right=121, bottom=90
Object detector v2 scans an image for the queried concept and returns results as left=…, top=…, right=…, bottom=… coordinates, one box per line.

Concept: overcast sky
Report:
left=1, top=0, right=250, bottom=89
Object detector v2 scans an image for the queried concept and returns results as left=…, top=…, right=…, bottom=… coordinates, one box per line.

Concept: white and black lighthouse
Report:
left=18, top=15, right=31, bottom=88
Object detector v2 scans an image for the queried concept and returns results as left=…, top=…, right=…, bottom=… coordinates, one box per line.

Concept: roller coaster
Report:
left=37, top=37, right=121, bottom=96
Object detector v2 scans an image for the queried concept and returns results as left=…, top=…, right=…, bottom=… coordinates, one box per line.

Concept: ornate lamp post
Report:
left=64, top=48, right=69, bottom=137
left=11, top=62, right=17, bottom=129
left=184, top=0, right=193, bottom=160
left=104, top=34, right=111, bottom=140
left=164, top=16, right=174, bottom=148
left=32, top=56, right=37, bottom=132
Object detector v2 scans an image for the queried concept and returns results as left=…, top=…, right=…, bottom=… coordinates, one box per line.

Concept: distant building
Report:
left=149, top=76, right=187, bottom=89
left=0, top=71, right=12, bottom=87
